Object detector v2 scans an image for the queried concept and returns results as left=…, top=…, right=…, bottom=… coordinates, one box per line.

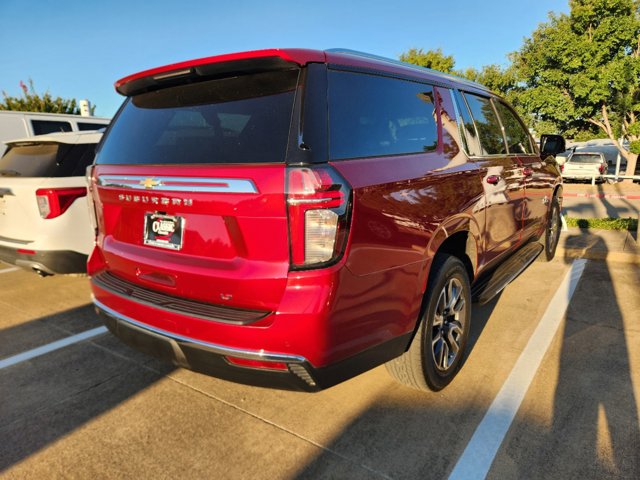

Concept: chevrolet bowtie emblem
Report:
left=140, top=178, right=161, bottom=189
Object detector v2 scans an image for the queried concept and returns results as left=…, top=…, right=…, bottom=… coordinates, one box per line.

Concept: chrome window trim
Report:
left=97, top=175, right=259, bottom=194
left=449, top=88, right=470, bottom=156
left=93, top=298, right=307, bottom=364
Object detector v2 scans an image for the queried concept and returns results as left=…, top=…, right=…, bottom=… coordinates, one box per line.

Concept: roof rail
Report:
left=325, top=48, right=489, bottom=92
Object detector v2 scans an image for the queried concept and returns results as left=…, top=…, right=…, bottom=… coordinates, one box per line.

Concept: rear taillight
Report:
left=286, top=166, right=352, bottom=269
left=599, top=163, right=607, bottom=174
left=560, top=164, right=564, bottom=173
left=35, top=187, right=87, bottom=219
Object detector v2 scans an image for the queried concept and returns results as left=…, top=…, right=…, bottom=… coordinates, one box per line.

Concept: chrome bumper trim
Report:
left=93, top=297, right=307, bottom=364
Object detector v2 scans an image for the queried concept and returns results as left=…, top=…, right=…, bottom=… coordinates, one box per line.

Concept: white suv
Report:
left=0, top=130, right=102, bottom=275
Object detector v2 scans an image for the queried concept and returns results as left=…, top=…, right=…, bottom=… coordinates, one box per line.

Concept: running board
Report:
left=472, top=242, right=543, bottom=305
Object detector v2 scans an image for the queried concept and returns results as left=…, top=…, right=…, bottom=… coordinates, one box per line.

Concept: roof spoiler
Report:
left=115, top=49, right=325, bottom=96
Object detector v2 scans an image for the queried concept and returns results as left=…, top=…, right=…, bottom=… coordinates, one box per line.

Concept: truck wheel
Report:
left=386, top=254, right=471, bottom=391
left=537, top=195, right=561, bottom=262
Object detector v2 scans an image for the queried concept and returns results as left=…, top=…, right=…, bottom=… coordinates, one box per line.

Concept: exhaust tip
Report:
left=32, top=267, right=51, bottom=277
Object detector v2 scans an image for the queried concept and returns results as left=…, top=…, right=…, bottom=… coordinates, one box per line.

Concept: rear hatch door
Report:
left=0, top=142, right=93, bottom=245
left=92, top=68, right=300, bottom=312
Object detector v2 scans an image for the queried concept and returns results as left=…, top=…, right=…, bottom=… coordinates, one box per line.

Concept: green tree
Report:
left=0, top=79, right=95, bottom=115
left=513, top=0, right=640, bottom=178
left=399, top=48, right=456, bottom=74
left=459, top=64, right=519, bottom=97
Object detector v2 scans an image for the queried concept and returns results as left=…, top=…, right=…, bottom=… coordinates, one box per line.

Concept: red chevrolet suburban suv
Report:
left=87, top=48, right=564, bottom=392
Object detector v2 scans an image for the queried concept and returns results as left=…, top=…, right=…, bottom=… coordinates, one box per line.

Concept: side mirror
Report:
left=540, top=134, right=566, bottom=157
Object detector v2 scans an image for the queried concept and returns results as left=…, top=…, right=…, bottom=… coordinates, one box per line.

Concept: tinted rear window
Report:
left=328, top=70, right=438, bottom=160
left=31, top=120, right=73, bottom=135
left=78, top=122, right=108, bottom=131
left=0, top=143, right=96, bottom=177
left=570, top=154, right=603, bottom=164
left=96, top=69, right=299, bottom=165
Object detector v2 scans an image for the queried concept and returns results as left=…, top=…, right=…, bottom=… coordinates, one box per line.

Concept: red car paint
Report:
left=88, top=48, right=562, bottom=390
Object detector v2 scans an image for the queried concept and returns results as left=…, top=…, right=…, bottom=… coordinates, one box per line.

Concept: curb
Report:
left=556, top=247, right=640, bottom=265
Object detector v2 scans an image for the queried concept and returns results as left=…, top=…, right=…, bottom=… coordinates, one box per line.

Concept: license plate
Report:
left=143, top=213, right=184, bottom=250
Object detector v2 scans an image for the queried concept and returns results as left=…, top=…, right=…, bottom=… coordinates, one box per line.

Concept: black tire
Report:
left=537, top=195, right=561, bottom=262
left=385, top=254, right=471, bottom=392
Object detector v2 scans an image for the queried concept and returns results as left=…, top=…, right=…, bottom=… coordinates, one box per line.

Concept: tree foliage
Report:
left=399, top=48, right=456, bottom=74
left=512, top=0, right=640, bottom=177
left=459, top=64, right=519, bottom=98
left=0, top=79, right=94, bottom=115
left=400, top=2, right=640, bottom=177
left=399, top=49, right=518, bottom=98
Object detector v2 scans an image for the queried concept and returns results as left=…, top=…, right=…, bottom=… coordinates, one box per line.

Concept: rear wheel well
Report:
left=402, top=231, right=475, bottom=351
left=554, top=184, right=563, bottom=205
left=435, top=231, right=474, bottom=284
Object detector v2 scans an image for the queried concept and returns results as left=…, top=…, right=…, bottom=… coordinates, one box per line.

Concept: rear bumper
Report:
left=95, top=298, right=411, bottom=391
left=561, top=173, right=604, bottom=181
left=0, top=245, right=87, bottom=274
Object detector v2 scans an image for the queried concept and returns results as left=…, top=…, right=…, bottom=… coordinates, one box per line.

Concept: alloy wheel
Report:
left=431, top=277, right=466, bottom=371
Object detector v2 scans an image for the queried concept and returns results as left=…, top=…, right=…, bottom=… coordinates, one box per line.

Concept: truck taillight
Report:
left=599, top=163, right=607, bottom=174
left=35, top=187, right=87, bottom=219
left=560, top=164, right=564, bottom=173
left=286, top=166, right=352, bottom=269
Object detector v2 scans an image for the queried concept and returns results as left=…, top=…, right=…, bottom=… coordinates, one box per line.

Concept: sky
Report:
left=0, top=0, right=569, bottom=118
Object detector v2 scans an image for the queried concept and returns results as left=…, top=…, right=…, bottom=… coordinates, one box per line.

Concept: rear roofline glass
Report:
left=95, top=69, right=300, bottom=166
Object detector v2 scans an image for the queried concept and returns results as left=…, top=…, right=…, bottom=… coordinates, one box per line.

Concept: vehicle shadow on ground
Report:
left=294, top=238, right=640, bottom=479
left=291, top=297, right=501, bottom=480
left=0, top=304, right=101, bottom=359
left=0, top=306, right=174, bottom=473
left=506, top=232, right=640, bottom=478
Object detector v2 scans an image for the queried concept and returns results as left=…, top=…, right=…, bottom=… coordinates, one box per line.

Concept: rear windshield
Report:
left=96, top=69, right=299, bottom=165
left=570, top=154, right=603, bottom=164
left=0, top=143, right=96, bottom=177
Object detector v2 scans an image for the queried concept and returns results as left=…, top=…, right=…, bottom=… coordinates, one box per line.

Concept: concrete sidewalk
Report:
left=557, top=226, right=639, bottom=264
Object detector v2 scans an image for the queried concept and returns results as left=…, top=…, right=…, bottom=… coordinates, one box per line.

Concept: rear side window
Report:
left=463, top=93, right=506, bottom=156
left=96, top=69, right=299, bottom=165
left=494, top=101, right=534, bottom=155
left=0, top=143, right=96, bottom=177
left=452, top=90, right=481, bottom=157
left=328, top=71, right=438, bottom=160
left=77, top=122, right=108, bottom=131
left=31, top=120, right=72, bottom=135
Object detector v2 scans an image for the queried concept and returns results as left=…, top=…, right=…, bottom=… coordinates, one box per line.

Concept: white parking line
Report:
left=0, top=326, right=108, bottom=370
left=449, top=259, right=588, bottom=480
left=0, top=267, right=19, bottom=274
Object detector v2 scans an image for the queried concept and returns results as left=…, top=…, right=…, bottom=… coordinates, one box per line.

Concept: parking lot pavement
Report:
left=0, top=257, right=638, bottom=479
left=561, top=182, right=640, bottom=219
